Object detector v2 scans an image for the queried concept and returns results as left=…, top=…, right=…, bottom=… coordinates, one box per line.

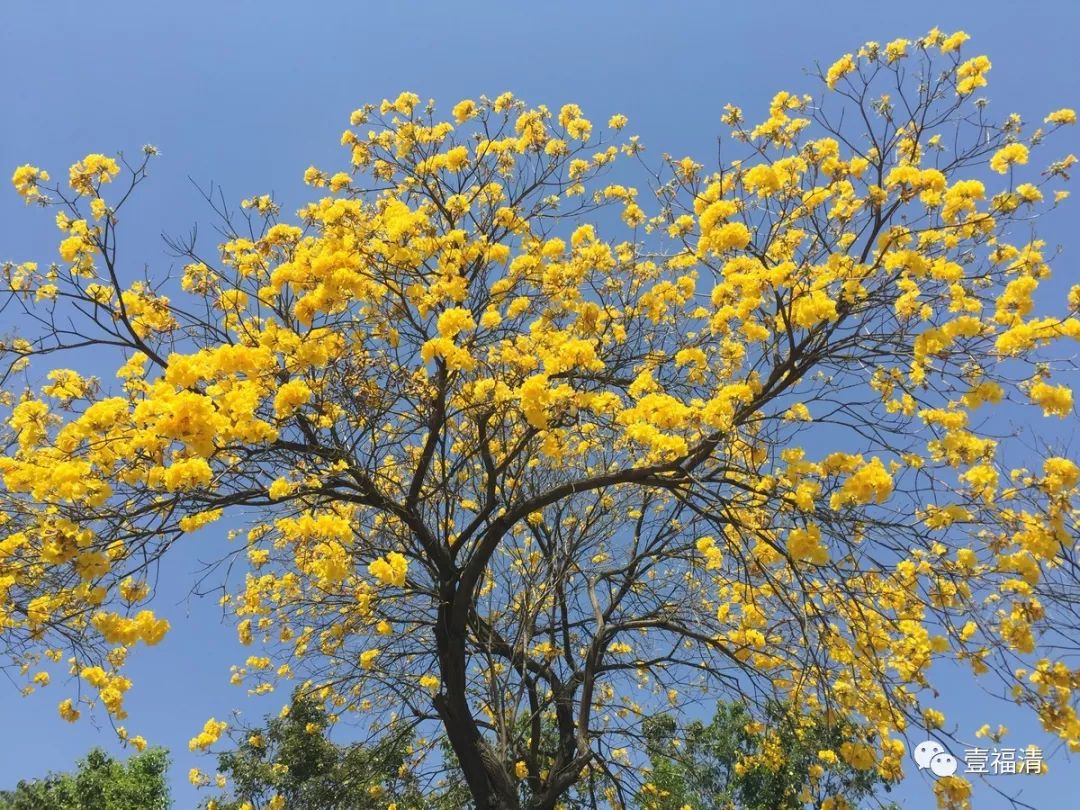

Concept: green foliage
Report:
left=198, top=697, right=898, bottom=809
left=635, top=702, right=900, bottom=810
left=203, top=691, right=439, bottom=810
left=0, top=747, right=170, bottom=810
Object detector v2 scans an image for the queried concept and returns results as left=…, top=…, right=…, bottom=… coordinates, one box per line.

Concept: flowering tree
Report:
left=2, top=28, right=1078, bottom=810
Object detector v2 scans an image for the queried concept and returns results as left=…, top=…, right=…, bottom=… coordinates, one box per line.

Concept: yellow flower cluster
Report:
left=189, top=717, right=228, bottom=751
left=787, top=525, right=828, bottom=565
left=368, top=552, right=408, bottom=587
left=830, top=458, right=894, bottom=509
left=11, top=164, right=49, bottom=202
left=1029, top=381, right=1073, bottom=417
left=989, top=143, right=1029, bottom=174
left=92, top=610, right=171, bottom=646
left=825, top=54, right=856, bottom=90
left=1045, top=108, right=1077, bottom=126
left=956, top=54, right=991, bottom=95
left=68, top=153, right=120, bottom=195
left=80, top=665, right=133, bottom=718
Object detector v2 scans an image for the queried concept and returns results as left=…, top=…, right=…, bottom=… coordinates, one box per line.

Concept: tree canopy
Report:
left=200, top=694, right=899, bottom=810
left=199, top=690, right=442, bottom=810
left=637, top=701, right=901, bottom=810
left=2, top=27, right=1078, bottom=810
left=0, top=747, right=170, bottom=810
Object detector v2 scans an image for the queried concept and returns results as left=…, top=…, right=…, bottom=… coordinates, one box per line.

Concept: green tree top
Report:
left=201, top=690, right=449, bottom=810
left=0, top=746, right=169, bottom=810
left=636, top=702, right=901, bottom=810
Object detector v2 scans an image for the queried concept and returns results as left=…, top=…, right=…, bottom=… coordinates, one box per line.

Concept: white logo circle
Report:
left=929, top=751, right=958, bottom=777
left=914, top=739, right=948, bottom=771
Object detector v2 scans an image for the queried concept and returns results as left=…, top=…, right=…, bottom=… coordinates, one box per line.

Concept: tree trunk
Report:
left=434, top=590, right=521, bottom=810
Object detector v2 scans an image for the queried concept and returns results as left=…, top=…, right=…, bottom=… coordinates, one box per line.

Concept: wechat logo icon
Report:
left=914, top=739, right=958, bottom=777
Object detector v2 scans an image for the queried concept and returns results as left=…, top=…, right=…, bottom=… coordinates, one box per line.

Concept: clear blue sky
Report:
left=1, top=1, right=1077, bottom=807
